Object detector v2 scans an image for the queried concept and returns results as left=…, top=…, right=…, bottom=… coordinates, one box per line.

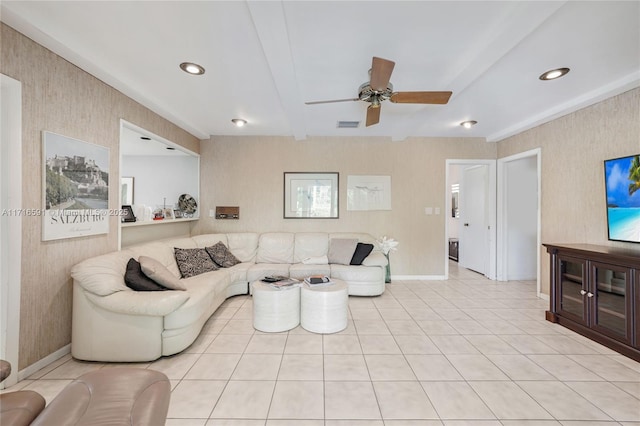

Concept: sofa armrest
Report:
left=361, top=251, right=388, bottom=267
left=84, top=290, right=190, bottom=317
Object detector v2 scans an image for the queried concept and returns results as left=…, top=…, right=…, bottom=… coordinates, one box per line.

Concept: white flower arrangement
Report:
left=377, top=236, right=399, bottom=255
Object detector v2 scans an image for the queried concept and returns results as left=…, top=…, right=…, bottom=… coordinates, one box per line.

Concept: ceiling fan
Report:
left=305, top=56, right=452, bottom=127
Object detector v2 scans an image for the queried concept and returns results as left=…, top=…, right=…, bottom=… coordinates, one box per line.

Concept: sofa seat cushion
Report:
left=330, top=264, right=384, bottom=282
left=247, top=263, right=290, bottom=282
left=226, top=262, right=251, bottom=284
left=164, top=270, right=230, bottom=330
left=289, top=264, right=331, bottom=280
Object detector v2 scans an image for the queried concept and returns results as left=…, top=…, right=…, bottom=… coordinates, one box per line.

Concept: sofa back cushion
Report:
left=256, top=233, right=294, bottom=264
left=192, top=234, right=229, bottom=249
left=293, top=233, right=329, bottom=263
left=329, top=233, right=379, bottom=250
left=226, top=233, right=259, bottom=262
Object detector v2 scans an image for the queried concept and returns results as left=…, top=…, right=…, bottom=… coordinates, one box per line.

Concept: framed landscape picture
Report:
left=284, top=172, right=338, bottom=218
left=42, top=131, right=110, bottom=241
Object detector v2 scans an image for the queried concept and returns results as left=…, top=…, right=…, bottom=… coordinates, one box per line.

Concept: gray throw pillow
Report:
left=174, top=248, right=219, bottom=278
left=139, top=256, right=186, bottom=290
left=205, top=242, right=241, bottom=268
left=327, top=238, right=358, bottom=265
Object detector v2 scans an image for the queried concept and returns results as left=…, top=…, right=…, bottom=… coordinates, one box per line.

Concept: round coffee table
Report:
left=300, top=279, right=348, bottom=333
left=251, top=281, right=301, bottom=332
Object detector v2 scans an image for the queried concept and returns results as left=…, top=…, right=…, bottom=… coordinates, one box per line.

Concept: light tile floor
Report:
left=5, top=263, right=640, bottom=425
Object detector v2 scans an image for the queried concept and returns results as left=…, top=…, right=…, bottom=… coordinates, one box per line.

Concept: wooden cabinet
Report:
left=545, top=243, right=639, bottom=361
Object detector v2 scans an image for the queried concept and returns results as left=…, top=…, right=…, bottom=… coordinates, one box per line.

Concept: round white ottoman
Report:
left=252, top=281, right=300, bottom=332
left=300, top=279, right=348, bottom=333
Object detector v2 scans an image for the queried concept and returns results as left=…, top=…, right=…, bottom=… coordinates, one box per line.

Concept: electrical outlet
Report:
left=425, top=207, right=433, bottom=215
left=435, top=207, right=441, bottom=215
left=209, top=209, right=215, bottom=217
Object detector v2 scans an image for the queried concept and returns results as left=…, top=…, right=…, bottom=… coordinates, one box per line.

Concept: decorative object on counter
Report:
left=377, top=235, right=398, bottom=283
left=178, top=193, right=197, bottom=217
left=152, top=208, right=164, bottom=220
left=215, top=206, right=239, bottom=219
left=121, top=205, right=136, bottom=223
left=162, top=208, right=174, bottom=220
left=173, top=209, right=183, bottom=219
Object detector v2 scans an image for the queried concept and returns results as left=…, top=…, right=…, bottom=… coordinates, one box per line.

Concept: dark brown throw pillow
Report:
left=174, top=248, right=219, bottom=278
left=350, top=243, right=374, bottom=265
left=124, top=258, right=167, bottom=291
left=205, top=241, right=241, bottom=268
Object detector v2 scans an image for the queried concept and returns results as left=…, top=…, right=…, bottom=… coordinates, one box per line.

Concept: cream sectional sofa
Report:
left=70, top=232, right=386, bottom=362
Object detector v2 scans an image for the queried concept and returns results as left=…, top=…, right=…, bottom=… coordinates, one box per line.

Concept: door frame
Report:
left=445, top=159, right=496, bottom=280
left=1, top=74, right=22, bottom=387
left=497, top=148, right=542, bottom=296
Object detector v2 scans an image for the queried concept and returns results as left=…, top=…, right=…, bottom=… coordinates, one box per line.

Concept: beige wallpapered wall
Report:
left=192, top=136, right=497, bottom=275
left=497, top=87, right=640, bottom=296
left=1, top=23, right=200, bottom=369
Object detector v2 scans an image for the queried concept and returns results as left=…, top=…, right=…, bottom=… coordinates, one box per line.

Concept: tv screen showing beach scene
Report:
left=604, top=154, right=640, bottom=243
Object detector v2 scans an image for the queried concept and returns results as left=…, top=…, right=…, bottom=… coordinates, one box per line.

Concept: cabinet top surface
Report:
left=543, top=243, right=640, bottom=265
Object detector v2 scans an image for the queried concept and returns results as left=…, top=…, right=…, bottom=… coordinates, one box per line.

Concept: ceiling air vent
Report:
left=337, top=121, right=360, bottom=129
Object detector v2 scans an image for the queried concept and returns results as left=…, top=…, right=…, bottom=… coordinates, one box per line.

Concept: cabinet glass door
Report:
left=592, top=262, right=631, bottom=343
left=558, top=257, right=587, bottom=323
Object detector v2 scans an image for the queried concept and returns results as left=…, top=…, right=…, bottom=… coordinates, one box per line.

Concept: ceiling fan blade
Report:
left=366, top=105, right=381, bottom=127
left=305, top=98, right=359, bottom=105
left=390, top=91, right=452, bottom=104
left=369, top=57, right=395, bottom=92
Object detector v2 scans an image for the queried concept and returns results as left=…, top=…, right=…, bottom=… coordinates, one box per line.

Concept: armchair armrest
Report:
left=362, top=251, right=388, bottom=267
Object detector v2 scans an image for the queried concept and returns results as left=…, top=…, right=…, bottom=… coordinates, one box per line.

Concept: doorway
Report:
left=497, top=149, right=541, bottom=295
left=445, top=159, right=496, bottom=280
left=1, top=74, right=22, bottom=387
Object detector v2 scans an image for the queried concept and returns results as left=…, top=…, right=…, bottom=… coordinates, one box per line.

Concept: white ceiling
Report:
left=2, top=1, right=639, bottom=142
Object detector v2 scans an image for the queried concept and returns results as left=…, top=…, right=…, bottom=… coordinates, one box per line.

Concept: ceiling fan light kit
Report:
left=306, top=56, right=452, bottom=127
left=539, top=67, right=570, bottom=80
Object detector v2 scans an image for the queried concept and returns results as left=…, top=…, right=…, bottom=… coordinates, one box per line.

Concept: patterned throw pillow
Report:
left=205, top=241, right=241, bottom=268
left=174, top=248, right=219, bottom=278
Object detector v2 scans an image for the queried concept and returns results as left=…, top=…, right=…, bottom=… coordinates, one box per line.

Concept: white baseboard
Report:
left=391, top=275, right=447, bottom=281
left=537, top=293, right=550, bottom=301
left=18, top=344, right=71, bottom=381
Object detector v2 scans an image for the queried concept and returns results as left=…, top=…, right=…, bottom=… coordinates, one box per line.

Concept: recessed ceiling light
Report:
left=166, top=147, right=176, bottom=151
left=539, top=67, right=570, bottom=80
left=460, top=120, right=477, bottom=129
left=140, top=136, right=151, bottom=140
left=179, top=62, right=205, bottom=75
left=231, top=118, right=247, bottom=127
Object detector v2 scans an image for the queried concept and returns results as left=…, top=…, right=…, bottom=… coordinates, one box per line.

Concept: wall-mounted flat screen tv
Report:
left=604, top=154, right=640, bottom=243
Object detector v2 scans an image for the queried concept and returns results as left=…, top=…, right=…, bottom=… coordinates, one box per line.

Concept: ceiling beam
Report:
left=247, top=1, right=307, bottom=141
left=390, top=1, right=568, bottom=141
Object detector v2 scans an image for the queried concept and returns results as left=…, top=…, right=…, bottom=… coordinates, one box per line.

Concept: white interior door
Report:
left=459, top=165, right=488, bottom=275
